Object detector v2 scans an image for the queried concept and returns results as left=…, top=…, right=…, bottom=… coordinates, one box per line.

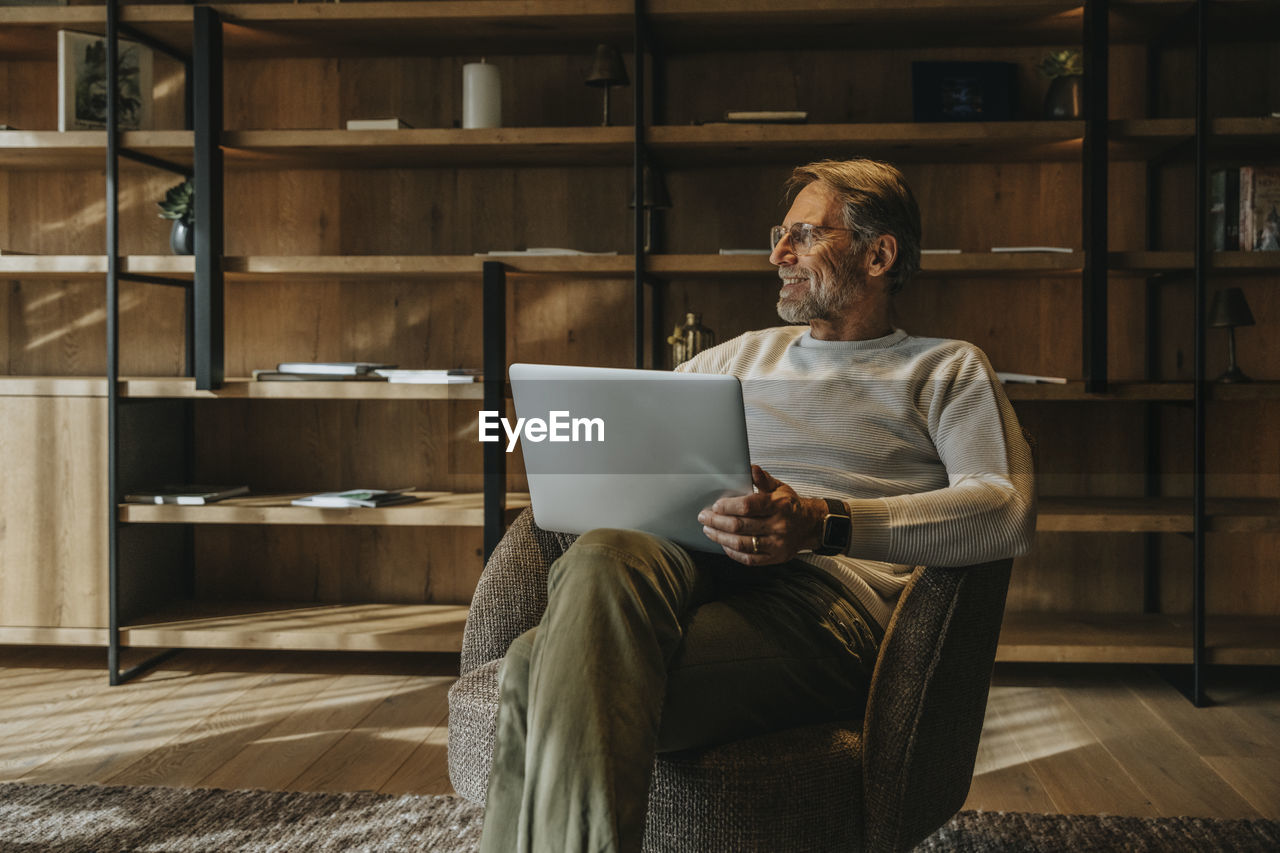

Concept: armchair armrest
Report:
left=460, top=507, right=577, bottom=675
left=860, top=557, right=1013, bottom=853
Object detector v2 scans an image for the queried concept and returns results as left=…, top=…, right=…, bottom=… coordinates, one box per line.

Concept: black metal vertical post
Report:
left=1190, top=0, right=1209, bottom=707
left=106, top=0, right=123, bottom=685
left=193, top=6, right=224, bottom=390
left=633, top=0, right=647, bottom=368
left=1082, top=0, right=1109, bottom=393
left=482, top=262, right=507, bottom=560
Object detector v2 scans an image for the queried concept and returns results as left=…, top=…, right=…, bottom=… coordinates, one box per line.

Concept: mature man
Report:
left=479, top=158, right=1036, bottom=853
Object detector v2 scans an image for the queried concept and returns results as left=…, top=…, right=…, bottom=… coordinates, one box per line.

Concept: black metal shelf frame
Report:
left=106, top=0, right=197, bottom=685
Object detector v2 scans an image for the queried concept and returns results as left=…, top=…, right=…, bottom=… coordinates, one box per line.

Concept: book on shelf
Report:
left=474, top=248, right=619, bottom=257
left=123, top=485, right=249, bottom=505
left=254, top=370, right=387, bottom=382
left=1209, top=168, right=1242, bottom=251
left=345, top=118, right=412, bottom=130
left=273, top=361, right=396, bottom=376
left=995, top=372, right=1068, bottom=385
left=723, top=110, right=808, bottom=123
left=291, top=488, right=420, bottom=509
left=373, top=368, right=482, bottom=384
left=990, top=246, right=1073, bottom=254
left=1239, top=166, right=1280, bottom=251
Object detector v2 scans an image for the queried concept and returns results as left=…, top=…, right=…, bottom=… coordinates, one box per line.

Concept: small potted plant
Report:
left=157, top=178, right=194, bottom=255
left=1038, top=49, right=1084, bottom=120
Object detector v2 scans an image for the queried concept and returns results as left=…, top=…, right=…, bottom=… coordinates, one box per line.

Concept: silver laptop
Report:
left=507, top=363, right=753, bottom=553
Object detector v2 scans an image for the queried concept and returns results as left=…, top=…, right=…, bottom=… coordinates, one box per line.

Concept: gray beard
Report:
left=776, top=261, right=862, bottom=324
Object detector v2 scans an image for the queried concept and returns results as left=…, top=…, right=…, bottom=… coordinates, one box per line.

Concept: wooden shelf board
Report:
left=223, top=127, right=634, bottom=168
left=650, top=122, right=1085, bottom=164
left=217, top=1, right=633, bottom=57
left=120, top=492, right=531, bottom=527
left=0, top=376, right=107, bottom=397
left=224, top=254, right=636, bottom=279
left=1004, top=381, right=1193, bottom=401
left=1209, top=382, right=1280, bottom=402
left=119, top=377, right=486, bottom=400
left=1037, top=497, right=1280, bottom=533
left=0, top=131, right=194, bottom=169
left=1, top=119, right=1271, bottom=172
left=648, top=1, right=1085, bottom=49
left=2, top=253, right=1091, bottom=281
left=0, top=256, right=193, bottom=280
left=0, top=626, right=107, bottom=646
left=649, top=252, right=1085, bottom=277
left=997, top=612, right=1280, bottom=665
left=120, top=601, right=469, bottom=652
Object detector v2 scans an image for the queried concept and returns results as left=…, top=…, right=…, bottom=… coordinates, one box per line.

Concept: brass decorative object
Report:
left=1208, top=287, right=1255, bottom=383
left=585, top=44, right=629, bottom=126
left=667, top=313, right=716, bottom=366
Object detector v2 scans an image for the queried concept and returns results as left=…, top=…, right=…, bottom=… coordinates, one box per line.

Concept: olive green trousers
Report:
left=478, top=527, right=881, bottom=853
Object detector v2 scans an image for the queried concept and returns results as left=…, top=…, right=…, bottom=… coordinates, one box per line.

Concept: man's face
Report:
left=769, top=182, right=864, bottom=325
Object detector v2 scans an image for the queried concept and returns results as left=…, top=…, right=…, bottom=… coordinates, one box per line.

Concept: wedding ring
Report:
left=751, top=536, right=761, bottom=554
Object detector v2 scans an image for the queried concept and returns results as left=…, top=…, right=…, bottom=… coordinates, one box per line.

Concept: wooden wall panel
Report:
left=0, top=53, right=184, bottom=132
left=194, top=526, right=483, bottom=606
left=1, top=59, right=55, bottom=130
left=5, top=280, right=186, bottom=376
left=0, top=397, right=106, bottom=628
left=226, top=54, right=634, bottom=132
left=1006, top=536, right=1147, bottom=614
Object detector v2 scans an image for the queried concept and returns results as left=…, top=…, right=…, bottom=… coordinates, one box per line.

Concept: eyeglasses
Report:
left=769, top=222, right=859, bottom=255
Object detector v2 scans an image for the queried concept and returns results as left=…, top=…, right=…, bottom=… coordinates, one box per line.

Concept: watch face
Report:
left=823, top=514, right=853, bottom=551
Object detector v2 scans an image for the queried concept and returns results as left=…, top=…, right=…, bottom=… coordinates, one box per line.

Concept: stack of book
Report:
left=254, top=362, right=393, bottom=381
left=291, top=488, right=420, bottom=508
left=254, top=363, right=481, bottom=383
left=1211, top=167, right=1280, bottom=251
left=124, top=485, right=249, bottom=505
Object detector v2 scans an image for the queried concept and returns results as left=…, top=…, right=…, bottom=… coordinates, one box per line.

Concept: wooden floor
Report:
left=0, top=647, right=1276, bottom=819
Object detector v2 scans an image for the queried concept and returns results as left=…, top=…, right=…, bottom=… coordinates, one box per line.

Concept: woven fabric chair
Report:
left=448, top=508, right=1013, bottom=853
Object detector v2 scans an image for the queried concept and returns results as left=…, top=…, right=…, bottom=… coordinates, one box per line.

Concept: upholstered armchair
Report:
left=448, top=507, right=1013, bottom=852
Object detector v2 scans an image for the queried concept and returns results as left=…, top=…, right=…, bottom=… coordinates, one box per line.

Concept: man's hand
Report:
left=698, top=465, right=830, bottom=565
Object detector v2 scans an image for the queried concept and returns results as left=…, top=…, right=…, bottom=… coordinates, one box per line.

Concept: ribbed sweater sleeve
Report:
left=850, top=344, right=1036, bottom=567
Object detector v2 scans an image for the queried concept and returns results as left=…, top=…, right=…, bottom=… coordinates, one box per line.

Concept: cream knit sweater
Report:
left=678, top=326, right=1036, bottom=629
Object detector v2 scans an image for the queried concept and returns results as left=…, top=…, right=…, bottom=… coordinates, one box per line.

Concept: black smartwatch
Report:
left=814, top=498, right=852, bottom=556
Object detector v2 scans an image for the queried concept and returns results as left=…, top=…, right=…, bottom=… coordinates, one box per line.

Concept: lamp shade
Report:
left=586, top=45, right=629, bottom=88
left=1208, top=287, right=1255, bottom=328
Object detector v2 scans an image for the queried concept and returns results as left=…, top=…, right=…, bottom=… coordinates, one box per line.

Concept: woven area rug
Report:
left=1, top=782, right=1277, bottom=852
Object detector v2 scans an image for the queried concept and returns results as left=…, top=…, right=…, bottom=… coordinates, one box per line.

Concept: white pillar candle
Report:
left=462, top=61, right=501, bottom=129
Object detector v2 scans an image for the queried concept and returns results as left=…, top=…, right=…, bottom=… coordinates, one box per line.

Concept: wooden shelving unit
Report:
left=2, top=0, right=1277, bottom=687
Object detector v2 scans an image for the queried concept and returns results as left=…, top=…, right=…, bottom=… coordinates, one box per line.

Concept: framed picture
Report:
left=911, top=62, right=1017, bottom=123
left=57, top=30, right=153, bottom=132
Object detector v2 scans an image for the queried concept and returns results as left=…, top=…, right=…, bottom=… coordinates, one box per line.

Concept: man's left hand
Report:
left=698, top=465, right=829, bottom=565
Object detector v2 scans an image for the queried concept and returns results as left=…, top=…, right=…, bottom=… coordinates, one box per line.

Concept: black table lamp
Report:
left=628, top=164, right=672, bottom=253
left=1208, top=287, right=1255, bottom=383
left=585, top=45, right=629, bottom=126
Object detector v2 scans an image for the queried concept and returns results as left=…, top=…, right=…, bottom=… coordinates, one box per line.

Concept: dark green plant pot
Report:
left=1044, top=75, right=1084, bottom=119
left=170, top=219, right=194, bottom=255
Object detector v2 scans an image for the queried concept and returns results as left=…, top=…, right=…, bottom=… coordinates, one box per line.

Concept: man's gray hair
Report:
left=787, top=159, right=922, bottom=295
